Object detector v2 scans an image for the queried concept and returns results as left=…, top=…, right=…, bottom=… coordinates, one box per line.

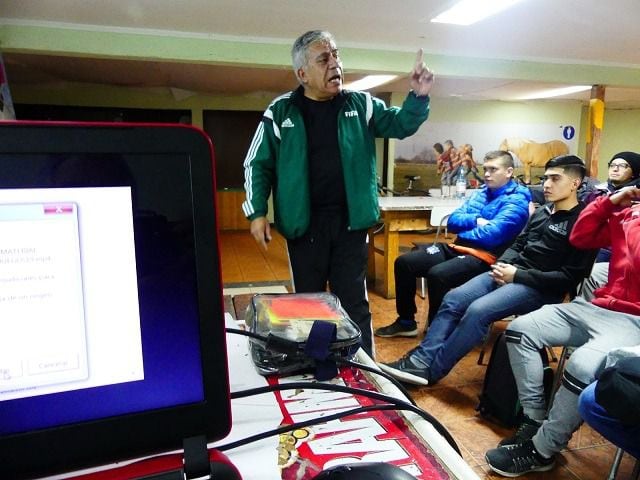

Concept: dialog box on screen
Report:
left=0, top=202, right=88, bottom=395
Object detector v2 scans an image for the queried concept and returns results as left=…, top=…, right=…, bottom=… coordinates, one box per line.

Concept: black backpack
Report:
left=595, top=356, right=640, bottom=426
left=476, top=332, right=554, bottom=427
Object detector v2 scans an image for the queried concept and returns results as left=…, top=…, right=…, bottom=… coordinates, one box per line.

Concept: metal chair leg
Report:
left=607, top=447, right=625, bottom=480
left=632, top=456, right=640, bottom=480
left=547, top=346, right=572, bottom=415
left=417, top=277, right=426, bottom=299
left=477, top=324, right=494, bottom=365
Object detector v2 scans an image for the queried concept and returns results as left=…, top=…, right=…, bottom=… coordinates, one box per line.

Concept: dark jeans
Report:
left=394, top=243, right=490, bottom=326
left=287, top=212, right=372, bottom=356
left=579, top=382, right=640, bottom=458
left=411, top=272, right=562, bottom=382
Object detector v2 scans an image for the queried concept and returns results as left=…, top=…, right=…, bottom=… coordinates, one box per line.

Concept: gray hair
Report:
left=291, top=30, right=335, bottom=83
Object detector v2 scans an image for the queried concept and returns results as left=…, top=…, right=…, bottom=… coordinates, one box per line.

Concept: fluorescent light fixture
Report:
left=516, top=85, right=591, bottom=100
left=431, top=0, right=524, bottom=25
left=343, top=75, right=398, bottom=91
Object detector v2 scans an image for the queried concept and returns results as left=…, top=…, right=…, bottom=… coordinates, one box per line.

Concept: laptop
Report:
left=0, top=122, right=237, bottom=479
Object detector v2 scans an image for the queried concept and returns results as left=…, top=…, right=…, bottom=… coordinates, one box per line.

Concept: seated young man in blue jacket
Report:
left=375, top=150, right=531, bottom=338
left=379, top=155, right=597, bottom=385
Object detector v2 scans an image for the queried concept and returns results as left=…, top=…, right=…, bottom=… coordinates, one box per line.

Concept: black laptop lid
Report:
left=0, top=122, right=231, bottom=479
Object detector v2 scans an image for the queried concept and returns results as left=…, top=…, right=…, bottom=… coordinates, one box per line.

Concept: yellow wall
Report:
left=601, top=108, right=640, bottom=165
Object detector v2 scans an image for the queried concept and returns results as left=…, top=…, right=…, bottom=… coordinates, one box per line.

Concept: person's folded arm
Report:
left=570, top=195, right=614, bottom=250
left=452, top=199, right=530, bottom=250
left=513, top=248, right=598, bottom=295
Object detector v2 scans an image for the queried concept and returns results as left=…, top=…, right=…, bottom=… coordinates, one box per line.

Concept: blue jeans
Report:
left=410, top=272, right=562, bottom=382
left=579, top=382, right=640, bottom=458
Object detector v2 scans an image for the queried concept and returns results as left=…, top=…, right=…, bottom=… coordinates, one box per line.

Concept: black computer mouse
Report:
left=312, top=462, right=418, bottom=480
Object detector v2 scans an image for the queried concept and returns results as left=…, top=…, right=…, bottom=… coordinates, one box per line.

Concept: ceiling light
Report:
left=515, top=85, right=591, bottom=100
left=431, top=0, right=525, bottom=25
left=343, top=75, right=398, bottom=91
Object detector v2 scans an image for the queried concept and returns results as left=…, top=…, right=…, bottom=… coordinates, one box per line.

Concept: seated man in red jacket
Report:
left=486, top=180, right=640, bottom=477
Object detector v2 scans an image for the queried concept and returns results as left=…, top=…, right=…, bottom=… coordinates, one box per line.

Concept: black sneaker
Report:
left=485, top=440, right=556, bottom=477
left=377, top=355, right=430, bottom=386
left=374, top=319, right=418, bottom=338
left=498, top=415, right=542, bottom=447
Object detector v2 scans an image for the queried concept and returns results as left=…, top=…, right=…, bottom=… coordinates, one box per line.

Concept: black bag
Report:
left=476, top=332, right=554, bottom=427
left=595, top=356, right=640, bottom=426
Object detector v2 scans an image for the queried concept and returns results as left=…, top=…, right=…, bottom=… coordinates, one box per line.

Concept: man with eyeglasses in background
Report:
left=375, top=150, right=531, bottom=338
left=605, top=152, right=640, bottom=190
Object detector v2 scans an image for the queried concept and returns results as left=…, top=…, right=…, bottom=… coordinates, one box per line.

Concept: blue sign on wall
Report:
left=562, top=125, right=575, bottom=140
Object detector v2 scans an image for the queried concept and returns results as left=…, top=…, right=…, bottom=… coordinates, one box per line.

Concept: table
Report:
left=220, top=306, right=480, bottom=480
left=368, top=196, right=464, bottom=299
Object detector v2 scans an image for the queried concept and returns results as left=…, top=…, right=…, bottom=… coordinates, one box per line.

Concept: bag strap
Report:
left=304, top=320, right=338, bottom=381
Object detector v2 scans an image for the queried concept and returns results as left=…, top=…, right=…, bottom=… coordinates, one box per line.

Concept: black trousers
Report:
left=394, top=243, right=490, bottom=326
left=287, top=212, right=372, bottom=356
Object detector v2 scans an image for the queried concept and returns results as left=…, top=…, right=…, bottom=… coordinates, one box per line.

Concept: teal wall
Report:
left=11, top=81, right=639, bottom=184
left=10, top=83, right=274, bottom=128
left=4, top=22, right=640, bottom=184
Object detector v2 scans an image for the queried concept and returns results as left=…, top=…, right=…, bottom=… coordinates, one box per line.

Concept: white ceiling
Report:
left=1, top=0, right=640, bottom=106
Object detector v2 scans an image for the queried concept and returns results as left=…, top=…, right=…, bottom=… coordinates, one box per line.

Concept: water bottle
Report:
left=455, top=167, right=467, bottom=199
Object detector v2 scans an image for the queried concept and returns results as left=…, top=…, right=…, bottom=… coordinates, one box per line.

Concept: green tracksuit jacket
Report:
left=242, top=86, right=430, bottom=239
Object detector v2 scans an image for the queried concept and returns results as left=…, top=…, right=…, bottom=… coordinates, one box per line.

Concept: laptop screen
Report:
left=0, top=123, right=231, bottom=479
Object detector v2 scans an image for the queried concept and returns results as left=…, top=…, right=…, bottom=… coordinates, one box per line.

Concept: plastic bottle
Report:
left=441, top=178, right=449, bottom=197
left=455, top=167, right=467, bottom=199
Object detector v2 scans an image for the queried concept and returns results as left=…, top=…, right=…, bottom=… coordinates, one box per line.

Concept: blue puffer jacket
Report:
left=448, top=180, right=531, bottom=252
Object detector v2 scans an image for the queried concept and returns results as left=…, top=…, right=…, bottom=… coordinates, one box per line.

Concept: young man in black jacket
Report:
left=379, top=155, right=597, bottom=386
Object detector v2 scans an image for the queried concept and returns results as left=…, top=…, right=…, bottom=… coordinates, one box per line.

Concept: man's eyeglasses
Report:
left=608, top=162, right=631, bottom=170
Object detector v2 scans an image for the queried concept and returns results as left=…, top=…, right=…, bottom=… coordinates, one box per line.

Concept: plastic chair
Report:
left=415, top=207, right=451, bottom=299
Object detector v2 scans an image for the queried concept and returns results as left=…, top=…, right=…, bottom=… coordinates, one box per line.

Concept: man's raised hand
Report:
left=410, top=49, right=435, bottom=97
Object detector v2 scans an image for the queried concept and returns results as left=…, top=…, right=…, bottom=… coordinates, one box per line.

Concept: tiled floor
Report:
left=218, top=228, right=638, bottom=479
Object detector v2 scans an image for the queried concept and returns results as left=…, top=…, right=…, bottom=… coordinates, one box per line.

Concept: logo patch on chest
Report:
left=548, top=220, right=568, bottom=236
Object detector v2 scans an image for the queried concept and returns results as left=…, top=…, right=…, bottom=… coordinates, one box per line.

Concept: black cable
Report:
left=225, top=327, right=262, bottom=342
left=332, top=356, right=417, bottom=406
left=223, top=327, right=460, bottom=454
left=231, top=382, right=459, bottom=455
left=216, top=404, right=460, bottom=456
left=226, top=328, right=418, bottom=405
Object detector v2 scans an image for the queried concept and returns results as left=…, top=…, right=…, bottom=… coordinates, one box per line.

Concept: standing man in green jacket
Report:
left=242, top=30, right=434, bottom=356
